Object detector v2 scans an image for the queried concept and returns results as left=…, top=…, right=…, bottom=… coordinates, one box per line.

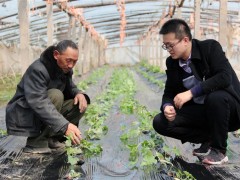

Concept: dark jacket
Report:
left=6, top=46, right=90, bottom=137
left=161, top=39, right=240, bottom=118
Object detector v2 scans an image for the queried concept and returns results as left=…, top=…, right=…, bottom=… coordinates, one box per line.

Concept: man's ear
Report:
left=183, top=36, right=189, bottom=43
left=53, top=50, right=60, bottom=60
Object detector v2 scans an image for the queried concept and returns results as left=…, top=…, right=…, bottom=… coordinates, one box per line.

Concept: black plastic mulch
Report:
left=0, top=67, right=239, bottom=179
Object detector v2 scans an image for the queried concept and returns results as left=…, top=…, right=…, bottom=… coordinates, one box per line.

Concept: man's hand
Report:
left=65, top=123, right=82, bottom=145
left=164, top=105, right=176, bottom=121
left=174, top=90, right=193, bottom=109
left=74, top=93, right=87, bottom=113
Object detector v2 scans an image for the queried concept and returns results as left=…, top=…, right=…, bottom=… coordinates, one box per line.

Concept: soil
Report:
left=0, top=66, right=240, bottom=179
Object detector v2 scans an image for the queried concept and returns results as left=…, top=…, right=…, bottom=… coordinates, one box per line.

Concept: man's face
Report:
left=162, top=33, right=188, bottom=60
left=53, top=47, right=79, bottom=74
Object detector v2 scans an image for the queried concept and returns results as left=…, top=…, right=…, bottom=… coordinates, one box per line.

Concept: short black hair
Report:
left=160, top=19, right=192, bottom=40
left=55, top=40, right=78, bottom=53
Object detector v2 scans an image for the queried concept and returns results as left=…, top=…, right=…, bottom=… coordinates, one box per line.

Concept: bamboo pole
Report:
left=82, top=29, right=88, bottom=74
left=159, top=35, right=164, bottom=71
left=68, top=15, right=76, bottom=40
left=84, top=33, right=91, bottom=73
left=18, top=0, right=30, bottom=75
left=71, top=18, right=77, bottom=42
left=47, top=1, right=53, bottom=46
left=99, top=39, right=106, bottom=66
left=146, top=33, right=150, bottom=63
left=77, top=23, right=83, bottom=75
left=194, top=0, right=201, bottom=39
left=219, top=0, right=227, bottom=50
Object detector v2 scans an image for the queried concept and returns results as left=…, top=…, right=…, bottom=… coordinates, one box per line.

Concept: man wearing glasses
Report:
left=153, top=19, right=240, bottom=165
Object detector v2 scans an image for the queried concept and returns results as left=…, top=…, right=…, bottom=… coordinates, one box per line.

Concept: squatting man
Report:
left=6, top=40, right=90, bottom=154
left=153, top=18, right=240, bottom=165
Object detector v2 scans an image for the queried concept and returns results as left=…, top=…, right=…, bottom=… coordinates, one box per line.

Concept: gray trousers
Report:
left=26, top=89, right=84, bottom=148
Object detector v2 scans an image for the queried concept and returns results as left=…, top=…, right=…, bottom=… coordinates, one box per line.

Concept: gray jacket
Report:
left=5, top=46, right=90, bottom=137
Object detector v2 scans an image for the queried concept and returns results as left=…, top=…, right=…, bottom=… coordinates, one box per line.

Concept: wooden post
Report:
left=47, top=1, right=53, bottom=46
left=226, top=24, right=233, bottom=59
left=219, top=0, right=227, bottom=50
left=98, top=39, right=102, bottom=66
left=176, top=7, right=182, bottom=18
left=142, top=39, right=146, bottom=61
left=93, top=39, right=97, bottom=68
left=71, top=18, right=77, bottom=42
left=89, top=37, right=97, bottom=69
left=76, top=23, right=83, bottom=75
left=83, top=33, right=91, bottom=74
left=156, top=34, right=159, bottom=66
left=146, top=33, right=150, bottom=63
left=87, top=37, right=91, bottom=71
left=194, top=0, right=201, bottom=39
left=159, top=35, right=164, bottom=71
left=99, top=39, right=105, bottom=66
left=18, top=0, right=30, bottom=75
left=82, top=29, right=88, bottom=74
left=150, top=35, right=154, bottom=65
left=97, top=40, right=101, bottom=67
left=139, top=39, right=142, bottom=61
left=152, top=36, right=156, bottom=65
left=68, top=15, right=75, bottom=40
left=95, top=39, right=100, bottom=68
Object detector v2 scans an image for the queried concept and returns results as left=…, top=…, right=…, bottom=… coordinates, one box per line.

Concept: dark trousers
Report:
left=26, top=89, right=84, bottom=148
left=153, top=90, right=240, bottom=153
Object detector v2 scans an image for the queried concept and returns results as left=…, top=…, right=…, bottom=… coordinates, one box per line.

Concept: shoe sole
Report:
left=202, top=156, right=228, bottom=165
left=193, top=149, right=210, bottom=156
left=23, top=148, right=52, bottom=154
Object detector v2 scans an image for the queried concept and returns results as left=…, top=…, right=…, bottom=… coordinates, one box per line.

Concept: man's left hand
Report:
left=174, top=90, right=193, bottom=109
left=74, top=93, right=87, bottom=113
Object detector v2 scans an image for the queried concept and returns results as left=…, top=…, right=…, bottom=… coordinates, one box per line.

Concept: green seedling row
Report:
left=119, top=68, right=195, bottom=180
left=77, top=66, right=108, bottom=92
left=135, top=62, right=165, bottom=89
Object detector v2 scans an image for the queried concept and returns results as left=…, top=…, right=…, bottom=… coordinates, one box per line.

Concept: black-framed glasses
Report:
left=162, top=39, right=182, bottom=51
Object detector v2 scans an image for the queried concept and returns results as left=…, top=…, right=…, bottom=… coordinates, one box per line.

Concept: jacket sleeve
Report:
left=23, top=66, right=69, bottom=134
left=160, top=58, right=179, bottom=112
left=201, top=41, right=232, bottom=93
left=64, top=71, right=90, bottom=104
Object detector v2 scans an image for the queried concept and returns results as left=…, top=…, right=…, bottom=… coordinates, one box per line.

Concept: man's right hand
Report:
left=164, top=105, right=176, bottom=121
left=65, top=123, right=82, bottom=145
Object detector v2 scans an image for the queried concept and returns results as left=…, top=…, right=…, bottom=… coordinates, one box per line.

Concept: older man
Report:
left=6, top=40, right=90, bottom=154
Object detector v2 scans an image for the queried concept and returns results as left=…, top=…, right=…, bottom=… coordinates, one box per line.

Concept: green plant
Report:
left=139, top=61, right=164, bottom=74
left=135, top=66, right=165, bottom=89
left=174, top=169, right=196, bottom=180
left=0, top=74, right=21, bottom=106
left=77, top=66, right=107, bottom=92
left=65, top=135, right=82, bottom=179
left=0, top=129, right=7, bottom=138
left=115, top=68, right=194, bottom=179
left=120, top=97, right=136, bottom=114
left=84, top=68, right=136, bottom=140
left=65, top=135, right=103, bottom=179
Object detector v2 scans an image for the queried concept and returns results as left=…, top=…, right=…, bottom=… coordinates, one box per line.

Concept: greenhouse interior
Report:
left=0, top=0, right=240, bottom=179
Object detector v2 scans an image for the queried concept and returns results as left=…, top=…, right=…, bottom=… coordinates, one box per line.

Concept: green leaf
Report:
left=140, top=148, right=157, bottom=166
left=68, top=156, right=78, bottom=166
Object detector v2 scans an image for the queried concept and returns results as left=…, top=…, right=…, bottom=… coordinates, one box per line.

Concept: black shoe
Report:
left=76, top=154, right=85, bottom=166
left=48, top=138, right=65, bottom=149
left=23, top=145, right=52, bottom=154
left=48, top=138, right=66, bottom=155
left=232, top=130, right=240, bottom=138
left=193, top=142, right=210, bottom=156
left=202, top=148, right=228, bottom=165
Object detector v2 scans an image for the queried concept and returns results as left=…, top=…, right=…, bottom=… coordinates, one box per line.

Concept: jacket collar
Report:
left=191, top=39, right=201, bottom=61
